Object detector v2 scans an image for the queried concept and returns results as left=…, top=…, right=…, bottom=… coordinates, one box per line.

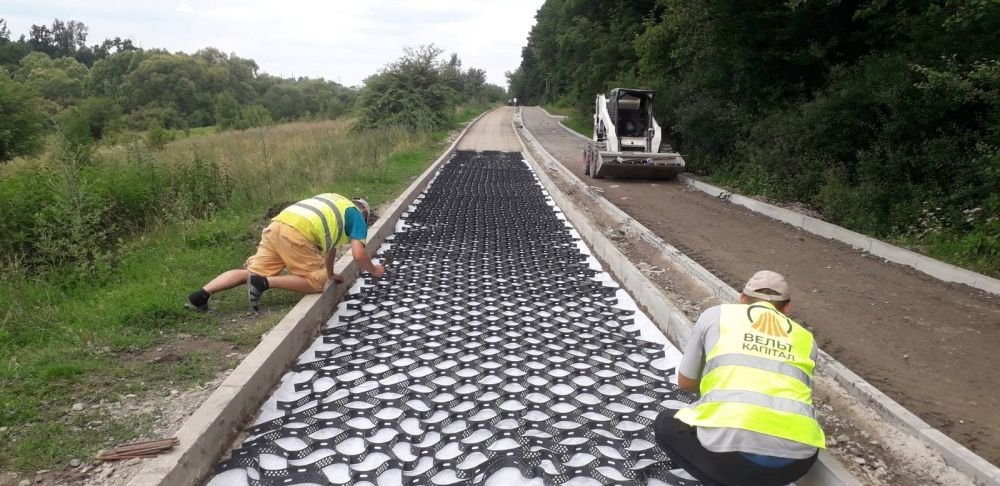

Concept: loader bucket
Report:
left=593, top=151, right=685, bottom=180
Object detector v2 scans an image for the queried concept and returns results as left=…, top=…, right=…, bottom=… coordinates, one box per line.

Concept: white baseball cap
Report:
left=742, top=270, right=791, bottom=301
left=352, top=198, right=372, bottom=223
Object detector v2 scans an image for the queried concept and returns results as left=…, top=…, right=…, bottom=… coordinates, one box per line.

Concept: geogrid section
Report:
left=210, top=151, right=696, bottom=486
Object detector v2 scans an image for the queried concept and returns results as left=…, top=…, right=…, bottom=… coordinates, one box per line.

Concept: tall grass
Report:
left=165, top=120, right=420, bottom=205
left=0, top=120, right=424, bottom=273
left=0, top=117, right=450, bottom=472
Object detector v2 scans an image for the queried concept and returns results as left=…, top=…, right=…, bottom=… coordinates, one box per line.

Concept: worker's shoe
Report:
left=185, top=289, right=213, bottom=312
left=247, top=273, right=269, bottom=312
left=184, top=301, right=214, bottom=313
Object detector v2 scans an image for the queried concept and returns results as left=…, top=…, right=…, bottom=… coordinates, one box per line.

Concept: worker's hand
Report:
left=329, top=273, right=345, bottom=284
left=371, top=264, right=385, bottom=278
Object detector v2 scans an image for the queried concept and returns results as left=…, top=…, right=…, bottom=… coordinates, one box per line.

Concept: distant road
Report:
left=456, top=106, right=521, bottom=152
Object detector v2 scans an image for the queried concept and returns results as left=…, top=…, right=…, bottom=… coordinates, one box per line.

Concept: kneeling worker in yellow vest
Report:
left=186, top=194, right=385, bottom=312
left=654, top=270, right=824, bottom=486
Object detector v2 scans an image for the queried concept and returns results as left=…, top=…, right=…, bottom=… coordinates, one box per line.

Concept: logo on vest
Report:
left=742, top=305, right=795, bottom=360
left=752, top=311, right=789, bottom=337
left=747, top=304, right=792, bottom=337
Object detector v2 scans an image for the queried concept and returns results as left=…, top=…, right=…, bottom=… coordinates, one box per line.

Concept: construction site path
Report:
left=457, top=107, right=522, bottom=152
left=520, top=106, right=1000, bottom=466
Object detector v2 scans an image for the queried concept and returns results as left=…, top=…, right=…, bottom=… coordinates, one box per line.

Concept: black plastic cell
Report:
left=212, top=151, right=696, bottom=486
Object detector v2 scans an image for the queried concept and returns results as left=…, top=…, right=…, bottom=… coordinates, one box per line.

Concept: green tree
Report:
left=16, top=52, right=87, bottom=108
left=260, top=82, right=311, bottom=120
left=61, top=96, right=122, bottom=141
left=237, top=104, right=272, bottom=129
left=87, top=49, right=150, bottom=99
left=214, top=92, right=240, bottom=129
left=0, top=19, right=29, bottom=68
left=27, top=24, right=55, bottom=56
left=194, top=47, right=258, bottom=103
left=462, top=67, right=487, bottom=100
left=123, top=52, right=213, bottom=128
left=50, top=19, right=88, bottom=58
left=0, top=75, right=47, bottom=161
left=356, top=45, right=457, bottom=131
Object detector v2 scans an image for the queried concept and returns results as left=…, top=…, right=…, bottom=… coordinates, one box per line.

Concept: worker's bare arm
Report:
left=677, top=372, right=700, bottom=394
left=351, top=240, right=385, bottom=277
left=324, top=248, right=344, bottom=283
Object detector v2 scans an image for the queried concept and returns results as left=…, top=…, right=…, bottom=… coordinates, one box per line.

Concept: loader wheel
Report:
left=591, top=157, right=605, bottom=178
left=583, top=143, right=593, bottom=176
left=591, top=142, right=607, bottom=179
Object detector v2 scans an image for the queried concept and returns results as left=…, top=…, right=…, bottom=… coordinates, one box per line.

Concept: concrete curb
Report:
left=678, top=176, right=1000, bottom=296
left=556, top=116, right=592, bottom=142
left=130, top=111, right=492, bottom=486
left=513, top=110, right=861, bottom=486
left=537, top=106, right=564, bottom=121
left=815, top=354, right=1000, bottom=485
left=539, top=106, right=999, bottom=296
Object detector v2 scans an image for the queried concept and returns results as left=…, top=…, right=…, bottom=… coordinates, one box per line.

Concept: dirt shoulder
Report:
left=520, top=106, right=1000, bottom=467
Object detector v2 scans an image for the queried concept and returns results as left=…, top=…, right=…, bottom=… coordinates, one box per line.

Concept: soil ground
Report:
left=520, top=106, right=1000, bottom=466
left=457, top=107, right=523, bottom=152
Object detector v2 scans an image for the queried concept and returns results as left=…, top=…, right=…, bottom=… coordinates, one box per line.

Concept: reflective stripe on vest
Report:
left=703, top=353, right=812, bottom=389
left=272, top=194, right=354, bottom=253
left=675, top=302, right=826, bottom=449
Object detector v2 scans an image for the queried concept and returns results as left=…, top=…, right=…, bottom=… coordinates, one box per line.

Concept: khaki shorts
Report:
left=245, top=222, right=328, bottom=292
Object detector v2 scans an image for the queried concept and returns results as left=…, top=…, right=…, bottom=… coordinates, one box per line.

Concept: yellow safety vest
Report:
left=675, top=302, right=826, bottom=449
left=272, top=193, right=356, bottom=253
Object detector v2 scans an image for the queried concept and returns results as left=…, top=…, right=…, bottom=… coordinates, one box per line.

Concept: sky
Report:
left=3, top=0, right=544, bottom=88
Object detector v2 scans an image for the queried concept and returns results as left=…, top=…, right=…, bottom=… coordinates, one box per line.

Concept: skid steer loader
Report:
left=583, top=88, right=684, bottom=179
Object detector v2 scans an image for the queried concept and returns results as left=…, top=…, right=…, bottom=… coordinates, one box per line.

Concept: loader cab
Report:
left=608, top=88, right=655, bottom=152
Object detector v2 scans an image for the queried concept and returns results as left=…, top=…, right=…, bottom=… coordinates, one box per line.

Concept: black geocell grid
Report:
left=212, top=151, right=697, bottom=486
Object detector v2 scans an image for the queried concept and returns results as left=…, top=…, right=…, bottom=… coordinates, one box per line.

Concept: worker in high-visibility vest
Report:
left=655, top=270, right=824, bottom=486
left=186, top=194, right=385, bottom=312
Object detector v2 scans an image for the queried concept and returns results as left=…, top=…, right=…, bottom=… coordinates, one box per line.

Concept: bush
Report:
left=167, top=150, right=230, bottom=219
left=146, top=125, right=173, bottom=150
left=0, top=75, right=48, bottom=161
left=89, top=148, right=167, bottom=232
left=77, top=97, right=123, bottom=140
left=57, top=104, right=96, bottom=162
left=0, top=164, right=55, bottom=260
left=214, top=93, right=239, bottom=129
left=355, top=45, right=457, bottom=131
left=236, top=104, right=272, bottom=129
left=31, top=163, right=117, bottom=270
left=126, top=105, right=183, bottom=131
left=0, top=142, right=231, bottom=270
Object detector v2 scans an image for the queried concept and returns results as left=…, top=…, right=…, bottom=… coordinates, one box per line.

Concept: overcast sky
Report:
left=3, top=0, right=543, bottom=88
